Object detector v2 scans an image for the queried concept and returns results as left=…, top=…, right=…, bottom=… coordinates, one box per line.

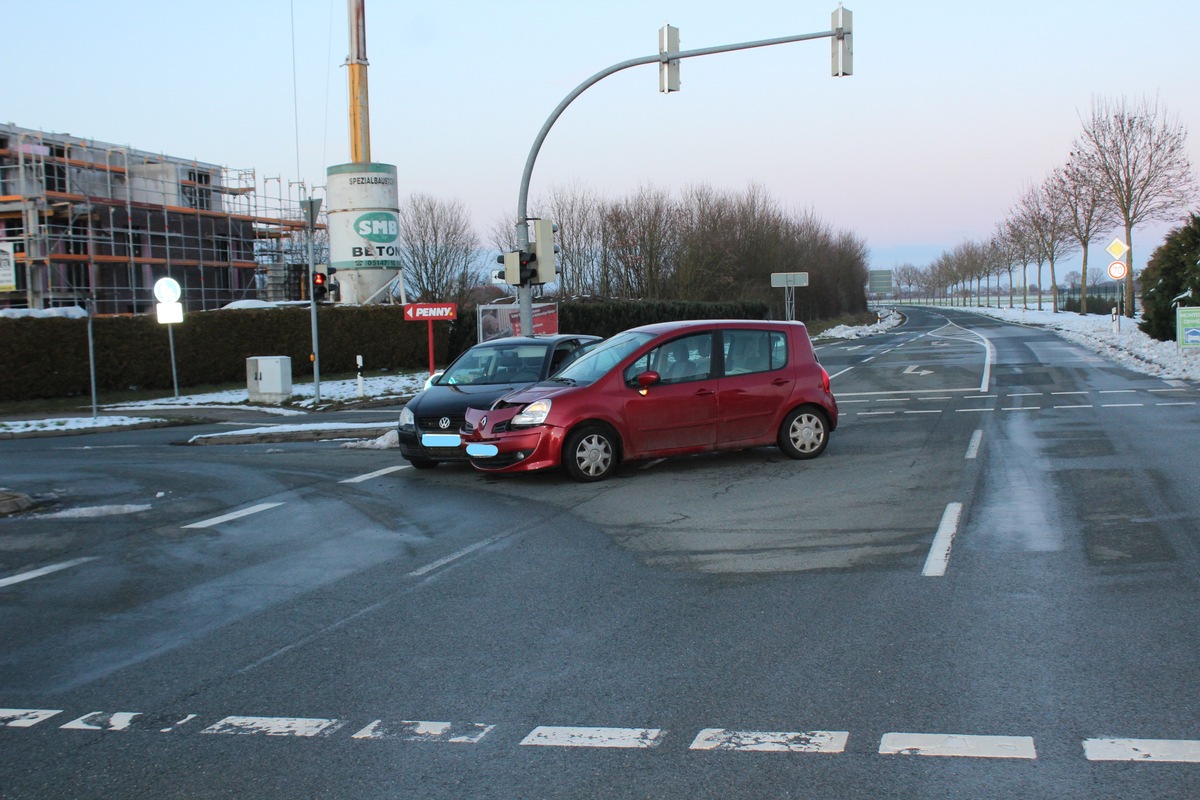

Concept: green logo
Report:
left=354, top=212, right=399, bottom=243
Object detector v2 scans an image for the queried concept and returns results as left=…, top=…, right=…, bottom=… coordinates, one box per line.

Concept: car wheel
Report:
left=778, top=406, right=829, bottom=460
left=407, top=457, right=439, bottom=469
left=563, top=425, right=619, bottom=482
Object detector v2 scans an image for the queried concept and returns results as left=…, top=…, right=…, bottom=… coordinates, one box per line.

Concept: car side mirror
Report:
left=636, top=371, right=660, bottom=395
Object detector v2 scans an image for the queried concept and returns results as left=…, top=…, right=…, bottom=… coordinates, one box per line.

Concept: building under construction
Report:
left=0, top=122, right=320, bottom=314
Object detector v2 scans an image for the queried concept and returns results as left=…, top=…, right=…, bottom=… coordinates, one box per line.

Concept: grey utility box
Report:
left=247, top=356, right=293, bottom=404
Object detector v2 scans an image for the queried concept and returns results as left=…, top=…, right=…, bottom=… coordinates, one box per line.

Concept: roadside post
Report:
left=301, top=197, right=323, bottom=404
left=1107, top=256, right=1129, bottom=332
left=153, top=277, right=183, bottom=399
left=404, top=303, right=458, bottom=376
left=356, top=354, right=365, bottom=398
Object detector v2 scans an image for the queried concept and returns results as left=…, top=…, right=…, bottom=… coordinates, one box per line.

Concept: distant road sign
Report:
left=867, top=269, right=893, bottom=294
left=1107, top=260, right=1129, bottom=281
left=771, top=272, right=809, bottom=288
left=1106, top=238, right=1130, bottom=260
left=404, top=304, right=457, bottom=321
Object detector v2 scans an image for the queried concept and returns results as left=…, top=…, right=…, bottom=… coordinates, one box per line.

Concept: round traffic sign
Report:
left=154, top=277, right=182, bottom=304
left=1107, top=260, right=1129, bottom=281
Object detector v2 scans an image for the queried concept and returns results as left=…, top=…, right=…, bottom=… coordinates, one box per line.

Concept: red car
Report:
left=461, top=319, right=838, bottom=481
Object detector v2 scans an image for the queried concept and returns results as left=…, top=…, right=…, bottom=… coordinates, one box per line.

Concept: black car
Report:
left=397, top=334, right=600, bottom=468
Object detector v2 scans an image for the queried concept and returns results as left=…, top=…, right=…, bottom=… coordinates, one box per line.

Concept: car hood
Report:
left=490, top=381, right=578, bottom=409
left=410, top=381, right=535, bottom=416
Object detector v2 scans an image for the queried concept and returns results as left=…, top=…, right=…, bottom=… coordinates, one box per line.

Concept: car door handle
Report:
left=772, top=378, right=789, bottom=386
left=694, top=389, right=715, bottom=397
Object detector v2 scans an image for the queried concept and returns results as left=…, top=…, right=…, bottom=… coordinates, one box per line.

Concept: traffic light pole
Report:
left=302, top=197, right=323, bottom=404
left=514, top=17, right=849, bottom=333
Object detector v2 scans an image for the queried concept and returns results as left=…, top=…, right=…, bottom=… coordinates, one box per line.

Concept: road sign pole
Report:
left=167, top=322, right=179, bottom=399
left=427, top=320, right=436, bottom=376
left=301, top=197, right=323, bottom=405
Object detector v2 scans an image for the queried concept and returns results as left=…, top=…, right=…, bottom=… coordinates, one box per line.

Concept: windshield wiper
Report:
left=548, top=376, right=576, bottom=384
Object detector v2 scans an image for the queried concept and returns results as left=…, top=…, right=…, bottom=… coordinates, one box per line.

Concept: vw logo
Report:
left=439, top=417, right=452, bottom=430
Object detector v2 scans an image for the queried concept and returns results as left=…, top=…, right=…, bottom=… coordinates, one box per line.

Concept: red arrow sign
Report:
left=404, top=303, right=457, bottom=321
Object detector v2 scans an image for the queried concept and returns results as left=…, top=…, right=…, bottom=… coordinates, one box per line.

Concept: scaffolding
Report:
left=0, top=123, right=324, bottom=314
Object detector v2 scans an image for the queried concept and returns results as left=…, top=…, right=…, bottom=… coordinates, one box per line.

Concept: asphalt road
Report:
left=2, top=307, right=1199, bottom=799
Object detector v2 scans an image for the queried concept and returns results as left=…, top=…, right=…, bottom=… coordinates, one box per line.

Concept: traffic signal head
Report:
left=532, top=219, right=558, bottom=285
left=501, top=250, right=536, bottom=286
left=312, top=270, right=328, bottom=300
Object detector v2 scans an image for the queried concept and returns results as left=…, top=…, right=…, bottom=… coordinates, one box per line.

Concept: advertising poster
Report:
left=478, top=303, right=559, bottom=342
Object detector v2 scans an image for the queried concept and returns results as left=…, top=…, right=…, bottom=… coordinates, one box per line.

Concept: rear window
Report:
left=722, top=330, right=787, bottom=376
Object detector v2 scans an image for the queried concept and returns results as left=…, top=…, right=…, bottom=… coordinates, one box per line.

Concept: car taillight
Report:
left=820, top=366, right=831, bottom=393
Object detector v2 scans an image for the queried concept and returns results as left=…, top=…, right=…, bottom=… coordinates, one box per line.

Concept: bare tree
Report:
left=1014, top=180, right=1077, bottom=312
left=1053, top=157, right=1118, bottom=315
left=397, top=194, right=481, bottom=304
left=1073, top=95, right=1197, bottom=316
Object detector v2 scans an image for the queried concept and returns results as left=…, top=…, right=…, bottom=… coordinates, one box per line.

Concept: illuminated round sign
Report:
left=153, top=277, right=182, bottom=304
left=1107, top=260, right=1129, bottom=281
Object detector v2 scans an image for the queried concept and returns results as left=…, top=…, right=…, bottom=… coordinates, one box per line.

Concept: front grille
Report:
left=417, top=414, right=466, bottom=433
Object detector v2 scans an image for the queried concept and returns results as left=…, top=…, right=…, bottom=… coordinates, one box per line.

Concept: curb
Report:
left=187, top=425, right=395, bottom=446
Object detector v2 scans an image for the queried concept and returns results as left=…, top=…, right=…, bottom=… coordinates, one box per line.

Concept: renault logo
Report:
left=439, top=417, right=452, bottom=430
left=480, top=416, right=487, bottom=428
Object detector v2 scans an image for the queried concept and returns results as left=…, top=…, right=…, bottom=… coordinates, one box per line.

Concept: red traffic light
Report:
left=313, top=272, right=327, bottom=286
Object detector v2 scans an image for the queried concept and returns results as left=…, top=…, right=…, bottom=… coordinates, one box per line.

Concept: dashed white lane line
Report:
left=965, top=430, right=983, bottom=460
left=339, top=465, right=411, bottom=483
left=0, top=557, right=99, bottom=588
left=690, top=728, right=848, bottom=753
left=880, top=732, right=1037, bottom=759
left=353, top=720, right=494, bottom=743
left=520, top=726, right=666, bottom=749
left=201, top=716, right=348, bottom=737
left=922, top=502, right=963, bottom=577
left=182, top=502, right=283, bottom=529
left=1084, top=738, right=1200, bottom=763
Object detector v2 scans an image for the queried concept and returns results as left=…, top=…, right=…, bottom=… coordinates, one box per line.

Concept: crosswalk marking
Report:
left=1084, top=738, right=1200, bottom=763
left=201, top=716, right=348, bottom=737
left=880, top=732, right=1037, bottom=759
left=0, top=709, right=62, bottom=727
left=689, top=728, right=848, bottom=753
left=352, top=719, right=494, bottom=743
left=520, top=726, right=665, bottom=749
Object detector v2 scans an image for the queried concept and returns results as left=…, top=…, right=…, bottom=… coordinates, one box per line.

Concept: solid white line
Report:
left=965, top=430, right=982, bottom=459
left=690, top=728, right=848, bottom=753
left=406, top=536, right=500, bottom=578
left=201, top=716, right=347, bottom=737
left=182, top=502, right=283, bottom=529
left=880, top=732, right=1036, bottom=759
left=1084, top=738, right=1200, bottom=762
left=0, top=557, right=99, bottom=588
left=922, top=502, right=963, bottom=577
left=520, top=726, right=665, bottom=749
left=339, top=465, right=411, bottom=484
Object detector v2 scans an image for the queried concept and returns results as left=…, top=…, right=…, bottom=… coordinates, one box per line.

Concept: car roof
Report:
left=473, top=333, right=600, bottom=347
left=627, top=319, right=809, bottom=336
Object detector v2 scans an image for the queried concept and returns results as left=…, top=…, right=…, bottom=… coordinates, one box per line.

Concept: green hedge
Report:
left=1, top=299, right=772, bottom=402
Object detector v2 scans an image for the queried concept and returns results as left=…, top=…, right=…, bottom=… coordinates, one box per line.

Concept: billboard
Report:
left=478, top=303, right=559, bottom=341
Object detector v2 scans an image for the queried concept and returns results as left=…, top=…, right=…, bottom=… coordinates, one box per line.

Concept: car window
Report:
left=722, top=330, right=787, bottom=376
left=437, top=343, right=550, bottom=385
left=624, top=332, right=713, bottom=385
left=555, top=331, right=655, bottom=385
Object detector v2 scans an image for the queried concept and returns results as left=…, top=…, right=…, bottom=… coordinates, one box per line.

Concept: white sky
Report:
left=4, top=1, right=1198, bottom=272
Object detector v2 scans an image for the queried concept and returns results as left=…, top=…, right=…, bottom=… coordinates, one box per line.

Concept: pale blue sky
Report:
left=5, top=1, right=1198, bottom=274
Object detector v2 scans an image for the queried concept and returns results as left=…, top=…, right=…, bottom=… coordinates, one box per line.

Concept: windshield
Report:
left=553, top=331, right=655, bottom=385
left=436, top=343, right=550, bottom=386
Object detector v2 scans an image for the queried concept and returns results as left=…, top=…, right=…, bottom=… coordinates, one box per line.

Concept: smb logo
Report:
left=355, top=212, right=399, bottom=243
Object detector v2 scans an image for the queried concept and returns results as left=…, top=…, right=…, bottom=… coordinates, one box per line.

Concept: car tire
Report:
left=407, top=457, right=439, bottom=469
left=778, top=406, right=829, bottom=460
left=563, top=424, right=619, bottom=482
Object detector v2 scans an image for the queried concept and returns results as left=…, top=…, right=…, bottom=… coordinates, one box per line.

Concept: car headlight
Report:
left=398, top=406, right=415, bottom=430
left=512, top=399, right=552, bottom=427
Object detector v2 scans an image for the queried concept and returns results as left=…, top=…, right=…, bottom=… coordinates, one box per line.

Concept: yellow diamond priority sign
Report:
left=1105, top=238, right=1129, bottom=261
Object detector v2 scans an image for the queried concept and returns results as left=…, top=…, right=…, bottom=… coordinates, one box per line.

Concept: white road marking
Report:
left=0, top=709, right=62, bottom=727
left=1157, top=401, right=1197, bottom=407
left=1051, top=391, right=1088, bottom=395
left=1084, top=738, right=1200, bottom=762
left=201, top=716, right=348, bottom=737
left=1099, top=389, right=1137, bottom=394
left=0, top=557, right=99, bottom=588
left=1102, top=403, right=1143, bottom=408
left=856, top=411, right=896, bottom=416
left=352, top=720, right=494, bottom=743
left=1002, top=406, right=1040, bottom=411
left=1055, top=404, right=1094, bottom=409
left=339, top=465, right=411, bottom=484
left=965, top=430, right=983, bottom=459
left=922, top=502, right=963, bottom=577
left=904, top=410, right=943, bottom=415
left=182, top=502, right=283, bottom=529
left=880, top=732, right=1036, bottom=759
left=690, top=728, right=848, bottom=753
left=406, top=536, right=501, bottom=578
left=956, top=408, right=994, bottom=413
left=827, top=366, right=855, bottom=380
left=520, top=726, right=665, bottom=749
left=1009, top=392, right=1043, bottom=397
